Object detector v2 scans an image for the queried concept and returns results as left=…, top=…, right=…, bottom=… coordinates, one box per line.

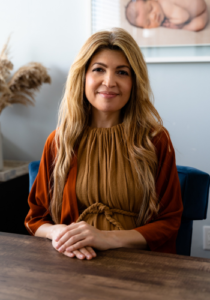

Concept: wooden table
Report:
left=1, top=232, right=210, bottom=300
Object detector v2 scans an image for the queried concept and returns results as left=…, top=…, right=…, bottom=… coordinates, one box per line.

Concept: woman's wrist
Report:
left=46, top=224, right=56, bottom=240
left=35, top=223, right=56, bottom=240
left=46, top=224, right=67, bottom=240
left=103, top=230, right=122, bottom=249
left=107, top=229, right=148, bottom=249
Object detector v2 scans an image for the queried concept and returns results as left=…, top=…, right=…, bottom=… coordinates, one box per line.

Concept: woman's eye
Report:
left=93, top=67, right=104, bottom=72
left=118, top=70, right=129, bottom=76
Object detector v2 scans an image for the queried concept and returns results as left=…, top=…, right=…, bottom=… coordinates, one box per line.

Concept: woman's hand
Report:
left=54, top=221, right=112, bottom=254
left=51, top=224, right=97, bottom=260
left=35, top=222, right=147, bottom=258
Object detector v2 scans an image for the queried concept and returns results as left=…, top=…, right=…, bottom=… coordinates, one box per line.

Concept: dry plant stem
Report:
left=0, top=38, right=51, bottom=114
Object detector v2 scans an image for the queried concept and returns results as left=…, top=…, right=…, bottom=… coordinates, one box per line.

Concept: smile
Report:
left=98, top=92, right=119, bottom=99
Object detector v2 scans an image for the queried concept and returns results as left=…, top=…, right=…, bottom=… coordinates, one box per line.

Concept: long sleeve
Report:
left=24, top=131, right=56, bottom=235
left=134, top=130, right=183, bottom=253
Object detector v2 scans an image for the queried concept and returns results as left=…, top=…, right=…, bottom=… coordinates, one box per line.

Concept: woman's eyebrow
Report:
left=92, top=62, right=107, bottom=67
left=116, top=65, right=131, bottom=70
left=92, top=62, right=130, bottom=69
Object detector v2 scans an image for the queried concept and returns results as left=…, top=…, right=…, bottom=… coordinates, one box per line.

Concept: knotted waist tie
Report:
left=76, top=202, right=138, bottom=230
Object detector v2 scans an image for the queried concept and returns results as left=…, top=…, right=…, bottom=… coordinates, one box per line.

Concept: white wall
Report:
left=148, top=63, right=210, bottom=259
left=0, top=0, right=91, bottom=161
left=0, top=0, right=209, bottom=258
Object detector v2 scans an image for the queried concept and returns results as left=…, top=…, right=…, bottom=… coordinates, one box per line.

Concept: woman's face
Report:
left=85, top=49, right=133, bottom=115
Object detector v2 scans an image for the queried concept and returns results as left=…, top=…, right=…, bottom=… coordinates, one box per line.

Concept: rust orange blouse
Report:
left=25, top=127, right=183, bottom=254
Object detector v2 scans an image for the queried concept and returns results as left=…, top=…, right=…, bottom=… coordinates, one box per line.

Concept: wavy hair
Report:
left=51, top=28, right=163, bottom=226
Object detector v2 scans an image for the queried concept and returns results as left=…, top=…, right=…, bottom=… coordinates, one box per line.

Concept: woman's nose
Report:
left=102, top=72, right=116, bottom=87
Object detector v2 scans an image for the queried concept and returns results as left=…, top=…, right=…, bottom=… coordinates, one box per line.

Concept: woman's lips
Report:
left=98, top=92, right=119, bottom=99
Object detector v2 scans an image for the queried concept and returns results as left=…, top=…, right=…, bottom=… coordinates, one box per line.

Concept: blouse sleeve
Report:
left=24, top=131, right=56, bottom=235
left=133, top=130, right=183, bottom=253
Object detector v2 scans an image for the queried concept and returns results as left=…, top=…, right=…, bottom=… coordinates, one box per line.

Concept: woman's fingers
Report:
left=55, top=222, right=76, bottom=242
left=57, top=232, right=86, bottom=252
left=63, top=249, right=89, bottom=260
left=54, top=221, right=108, bottom=253
left=63, top=250, right=75, bottom=258
left=55, top=223, right=88, bottom=249
left=73, top=250, right=86, bottom=260
left=61, top=248, right=93, bottom=260
left=86, top=246, right=97, bottom=257
left=64, top=240, right=89, bottom=252
left=70, top=247, right=96, bottom=260
left=56, top=227, right=85, bottom=250
left=53, top=235, right=95, bottom=260
left=79, top=247, right=96, bottom=260
left=55, top=221, right=86, bottom=242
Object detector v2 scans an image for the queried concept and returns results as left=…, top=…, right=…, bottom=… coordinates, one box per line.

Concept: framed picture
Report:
left=91, top=0, right=210, bottom=63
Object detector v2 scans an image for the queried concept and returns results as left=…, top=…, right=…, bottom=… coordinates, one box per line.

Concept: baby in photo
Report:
left=126, top=0, right=209, bottom=31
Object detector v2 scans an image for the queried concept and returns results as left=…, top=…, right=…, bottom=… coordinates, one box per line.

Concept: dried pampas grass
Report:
left=0, top=38, right=51, bottom=114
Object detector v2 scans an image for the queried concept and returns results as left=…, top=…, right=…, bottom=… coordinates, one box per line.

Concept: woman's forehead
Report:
left=89, top=49, right=130, bottom=65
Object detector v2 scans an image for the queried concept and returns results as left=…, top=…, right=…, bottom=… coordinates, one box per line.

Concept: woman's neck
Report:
left=89, top=109, right=123, bottom=128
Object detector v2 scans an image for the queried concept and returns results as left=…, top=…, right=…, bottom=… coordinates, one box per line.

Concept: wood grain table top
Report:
left=0, top=232, right=210, bottom=300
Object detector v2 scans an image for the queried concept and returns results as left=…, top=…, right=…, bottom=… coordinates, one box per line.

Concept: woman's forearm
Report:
left=34, top=223, right=56, bottom=239
left=35, top=223, right=148, bottom=251
left=107, top=229, right=148, bottom=250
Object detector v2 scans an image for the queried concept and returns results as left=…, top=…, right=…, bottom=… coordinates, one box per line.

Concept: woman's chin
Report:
left=97, top=108, right=118, bottom=113
left=93, top=104, right=120, bottom=113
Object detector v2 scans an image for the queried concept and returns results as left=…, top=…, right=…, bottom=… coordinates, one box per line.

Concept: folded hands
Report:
left=51, top=221, right=114, bottom=260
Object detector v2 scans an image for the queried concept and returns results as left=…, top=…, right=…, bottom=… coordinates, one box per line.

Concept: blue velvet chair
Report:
left=176, top=166, right=210, bottom=256
left=28, top=161, right=210, bottom=256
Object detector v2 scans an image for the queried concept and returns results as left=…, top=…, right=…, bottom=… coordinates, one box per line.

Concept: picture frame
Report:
left=91, top=0, right=210, bottom=63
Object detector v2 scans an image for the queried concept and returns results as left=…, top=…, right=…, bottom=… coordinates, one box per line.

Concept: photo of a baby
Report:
left=91, top=0, right=210, bottom=56
left=126, top=0, right=209, bottom=32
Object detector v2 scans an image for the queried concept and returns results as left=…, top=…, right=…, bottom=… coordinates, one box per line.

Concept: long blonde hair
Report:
left=51, top=28, right=163, bottom=226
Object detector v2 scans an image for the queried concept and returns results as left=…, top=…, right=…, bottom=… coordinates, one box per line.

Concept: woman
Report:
left=25, top=28, right=183, bottom=260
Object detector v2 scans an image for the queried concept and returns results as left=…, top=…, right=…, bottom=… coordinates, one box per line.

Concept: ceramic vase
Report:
left=0, top=122, right=3, bottom=171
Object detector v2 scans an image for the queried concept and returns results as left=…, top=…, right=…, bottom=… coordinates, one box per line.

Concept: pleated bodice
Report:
left=75, top=123, right=143, bottom=230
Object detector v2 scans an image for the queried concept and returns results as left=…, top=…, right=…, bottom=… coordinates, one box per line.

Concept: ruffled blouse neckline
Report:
left=86, top=122, right=124, bottom=132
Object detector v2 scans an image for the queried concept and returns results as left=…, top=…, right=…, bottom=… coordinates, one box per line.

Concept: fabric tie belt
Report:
left=76, top=202, right=138, bottom=230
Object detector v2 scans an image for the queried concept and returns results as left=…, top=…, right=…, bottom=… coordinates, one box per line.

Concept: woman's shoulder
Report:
left=45, top=130, right=56, bottom=145
left=151, top=127, right=174, bottom=157
left=41, top=130, right=57, bottom=161
left=42, top=130, right=56, bottom=152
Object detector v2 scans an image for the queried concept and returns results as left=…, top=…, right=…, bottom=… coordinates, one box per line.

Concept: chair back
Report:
left=176, top=166, right=210, bottom=255
left=28, top=160, right=40, bottom=192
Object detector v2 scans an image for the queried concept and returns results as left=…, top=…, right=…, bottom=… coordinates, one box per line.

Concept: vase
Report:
left=0, top=122, right=3, bottom=171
